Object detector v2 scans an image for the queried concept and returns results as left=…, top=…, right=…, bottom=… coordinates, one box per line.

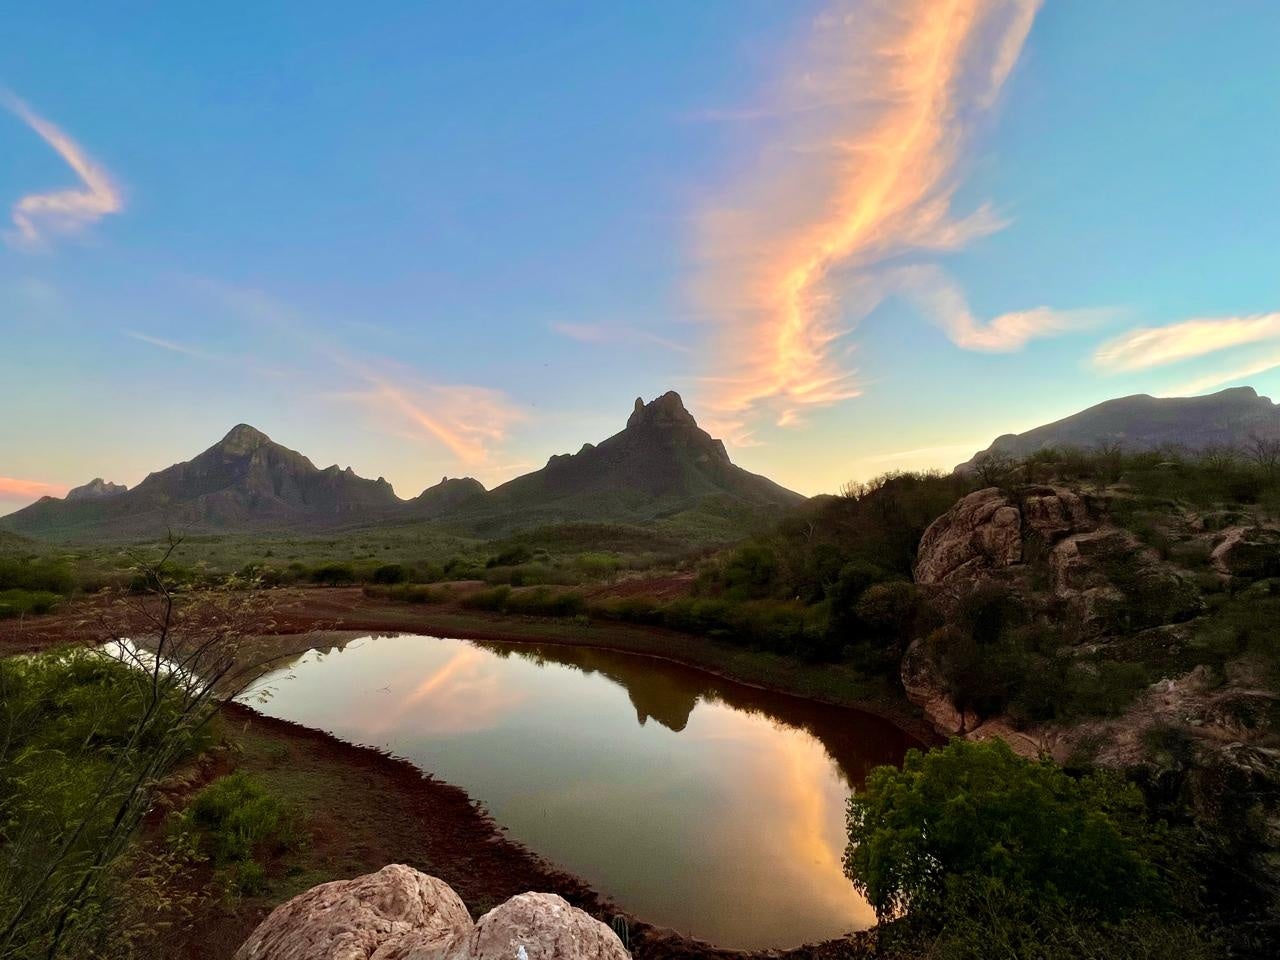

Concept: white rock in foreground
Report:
left=235, top=866, right=630, bottom=960
left=445, top=893, right=631, bottom=960
left=234, top=864, right=470, bottom=960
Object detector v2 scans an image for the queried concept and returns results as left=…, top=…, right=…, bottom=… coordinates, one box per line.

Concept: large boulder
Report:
left=444, top=893, right=631, bottom=960
left=914, top=487, right=1022, bottom=585
left=1210, top=525, right=1280, bottom=579
left=234, top=865, right=472, bottom=960
left=1051, top=528, right=1202, bottom=634
left=235, top=868, right=631, bottom=960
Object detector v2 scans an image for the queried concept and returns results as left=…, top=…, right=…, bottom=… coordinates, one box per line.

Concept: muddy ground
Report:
left=5, top=585, right=909, bottom=959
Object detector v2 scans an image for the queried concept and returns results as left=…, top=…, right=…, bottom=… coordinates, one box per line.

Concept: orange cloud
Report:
left=2, top=91, right=122, bottom=246
left=1094, top=313, right=1280, bottom=373
left=347, top=375, right=527, bottom=470
left=693, top=0, right=1049, bottom=438
left=0, top=476, right=68, bottom=501
left=900, top=266, right=1109, bottom=351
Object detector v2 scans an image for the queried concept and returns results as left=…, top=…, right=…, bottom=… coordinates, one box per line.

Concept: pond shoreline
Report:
left=202, top=699, right=879, bottom=960
left=6, top=587, right=918, bottom=958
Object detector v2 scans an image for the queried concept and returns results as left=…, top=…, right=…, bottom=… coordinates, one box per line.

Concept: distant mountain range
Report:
left=958, top=386, right=1280, bottom=470
left=0, top=392, right=802, bottom=541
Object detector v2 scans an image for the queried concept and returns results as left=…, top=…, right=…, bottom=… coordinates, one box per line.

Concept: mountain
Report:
left=404, top=476, right=487, bottom=519
left=65, top=478, right=128, bottom=502
left=1, top=424, right=400, bottom=540
left=0, top=393, right=803, bottom=541
left=959, top=386, right=1280, bottom=470
left=460, top=391, right=803, bottom=533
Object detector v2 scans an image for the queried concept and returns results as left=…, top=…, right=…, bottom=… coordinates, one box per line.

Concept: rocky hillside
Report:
left=461, top=392, right=802, bottom=534
left=65, top=478, right=127, bottom=501
left=902, top=476, right=1280, bottom=921
left=959, top=386, right=1280, bottom=470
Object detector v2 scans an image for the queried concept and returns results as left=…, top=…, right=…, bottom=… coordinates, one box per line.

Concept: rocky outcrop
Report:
left=445, top=893, right=630, bottom=960
left=65, top=478, right=127, bottom=501
left=907, top=484, right=1206, bottom=733
left=1210, top=525, right=1280, bottom=579
left=234, top=865, right=471, bottom=960
left=913, top=487, right=1022, bottom=585
left=900, top=632, right=970, bottom=736
left=235, top=866, right=629, bottom=960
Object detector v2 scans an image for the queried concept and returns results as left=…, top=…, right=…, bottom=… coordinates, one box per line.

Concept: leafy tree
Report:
left=844, top=739, right=1163, bottom=922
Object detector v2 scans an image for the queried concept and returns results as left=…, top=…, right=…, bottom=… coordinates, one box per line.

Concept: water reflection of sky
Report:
left=244, top=634, right=913, bottom=949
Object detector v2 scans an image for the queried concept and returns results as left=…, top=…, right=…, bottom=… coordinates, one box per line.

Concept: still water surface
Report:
left=243, top=634, right=914, bottom=949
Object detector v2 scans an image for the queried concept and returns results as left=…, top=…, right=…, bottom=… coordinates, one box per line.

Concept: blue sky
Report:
left=3, top=1, right=1280, bottom=512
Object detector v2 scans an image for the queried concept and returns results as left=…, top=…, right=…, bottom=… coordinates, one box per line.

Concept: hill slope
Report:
left=453, top=392, right=803, bottom=534
left=1, top=394, right=803, bottom=541
left=1, top=425, right=400, bottom=540
left=959, top=386, right=1280, bottom=469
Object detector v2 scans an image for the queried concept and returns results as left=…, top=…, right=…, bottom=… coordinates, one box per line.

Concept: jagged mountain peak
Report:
left=626, top=391, right=698, bottom=430
left=65, top=478, right=128, bottom=502
left=216, top=423, right=273, bottom=454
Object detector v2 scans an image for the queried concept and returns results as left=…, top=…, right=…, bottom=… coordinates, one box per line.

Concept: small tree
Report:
left=971, top=451, right=1015, bottom=488
left=1244, top=433, right=1280, bottom=479
left=844, top=739, right=1162, bottom=923
left=0, top=538, right=282, bottom=959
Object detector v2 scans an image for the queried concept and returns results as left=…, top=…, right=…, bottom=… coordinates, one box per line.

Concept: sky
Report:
left=3, top=1, right=1280, bottom=513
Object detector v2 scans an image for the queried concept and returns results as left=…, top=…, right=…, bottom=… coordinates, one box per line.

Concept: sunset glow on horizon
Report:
left=4, top=1, right=1280, bottom=511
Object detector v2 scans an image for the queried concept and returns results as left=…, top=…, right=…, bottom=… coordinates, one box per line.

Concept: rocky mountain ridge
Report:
left=0, top=392, right=801, bottom=540
left=959, top=386, right=1280, bottom=470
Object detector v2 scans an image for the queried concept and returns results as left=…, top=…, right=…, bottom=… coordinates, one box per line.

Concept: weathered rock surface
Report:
left=234, top=865, right=471, bottom=960
left=65, top=477, right=127, bottom=501
left=907, top=484, right=1207, bottom=735
left=235, top=867, right=630, bottom=960
left=913, top=487, right=1022, bottom=585
left=445, top=893, right=631, bottom=960
left=1210, top=525, right=1280, bottom=579
left=901, top=633, right=968, bottom=736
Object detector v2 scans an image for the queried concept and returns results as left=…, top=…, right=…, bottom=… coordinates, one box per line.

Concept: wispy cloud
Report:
left=344, top=376, right=527, bottom=470
left=2, top=91, right=122, bottom=247
left=1169, top=350, right=1280, bottom=397
left=0, top=476, right=67, bottom=501
left=692, top=0, right=1080, bottom=441
left=125, top=330, right=216, bottom=360
left=551, top=321, right=693, bottom=354
left=898, top=266, right=1109, bottom=352
left=1094, top=313, right=1280, bottom=373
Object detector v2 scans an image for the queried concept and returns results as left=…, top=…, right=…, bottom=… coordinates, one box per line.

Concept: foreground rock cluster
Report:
left=235, top=864, right=630, bottom=960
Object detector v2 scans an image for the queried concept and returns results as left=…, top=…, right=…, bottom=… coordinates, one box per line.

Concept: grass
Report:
left=174, top=772, right=299, bottom=895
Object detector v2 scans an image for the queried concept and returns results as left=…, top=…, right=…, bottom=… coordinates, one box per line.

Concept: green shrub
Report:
left=0, top=588, right=62, bottom=618
left=845, top=739, right=1166, bottom=921
left=460, top=585, right=511, bottom=611
left=185, top=772, right=296, bottom=867
left=365, top=583, right=450, bottom=604
left=503, top=587, right=586, bottom=617
left=371, top=563, right=409, bottom=585
left=310, top=563, right=356, bottom=586
left=0, top=557, right=75, bottom=594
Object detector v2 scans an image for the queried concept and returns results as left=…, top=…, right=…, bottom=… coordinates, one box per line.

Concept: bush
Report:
left=0, top=557, right=75, bottom=594
left=459, top=585, right=511, bottom=611
left=310, top=563, right=356, bottom=586
left=370, top=563, right=409, bottom=585
left=845, top=739, right=1166, bottom=922
left=184, top=772, right=296, bottom=867
left=365, top=583, right=450, bottom=605
left=0, top=588, right=62, bottom=618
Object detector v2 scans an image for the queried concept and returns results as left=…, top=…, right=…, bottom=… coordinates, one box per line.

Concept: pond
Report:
left=242, top=634, right=916, bottom=949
